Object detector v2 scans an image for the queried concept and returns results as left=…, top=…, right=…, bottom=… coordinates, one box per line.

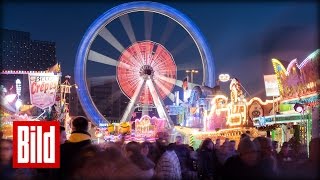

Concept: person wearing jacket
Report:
left=58, top=116, right=92, bottom=179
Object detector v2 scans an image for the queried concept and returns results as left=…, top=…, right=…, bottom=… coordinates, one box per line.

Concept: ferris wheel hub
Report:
left=140, top=65, right=154, bottom=77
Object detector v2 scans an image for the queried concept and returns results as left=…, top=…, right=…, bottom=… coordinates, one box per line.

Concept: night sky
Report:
left=2, top=1, right=319, bottom=100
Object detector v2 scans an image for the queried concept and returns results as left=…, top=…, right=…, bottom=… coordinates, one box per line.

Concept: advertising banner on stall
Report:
left=263, top=74, right=280, bottom=97
left=28, top=73, right=60, bottom=109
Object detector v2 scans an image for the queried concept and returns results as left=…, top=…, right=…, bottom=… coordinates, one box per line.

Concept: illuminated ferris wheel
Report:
left=74, top=1, right=215, bottom=127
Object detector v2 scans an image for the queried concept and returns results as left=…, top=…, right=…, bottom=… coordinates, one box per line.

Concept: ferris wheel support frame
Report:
left=120, top=75, right=174, bottom=129
left=147, top=78, right=174, bottom=129
left=120, top=78, right=146, bottom=123
left=75, top=1, right=215, bottom=126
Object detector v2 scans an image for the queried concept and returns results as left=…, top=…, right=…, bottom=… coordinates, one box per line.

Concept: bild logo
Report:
left=13, top=121, right=60, bottom=168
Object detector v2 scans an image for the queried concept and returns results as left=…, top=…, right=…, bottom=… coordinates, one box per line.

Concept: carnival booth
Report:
left=253, top=49, right=320, bottom=150
left=0, top=64, right=63, bottom=139
left=174, top=78, right=272, bottom=149
left=93, top=115, right=167, bottom=143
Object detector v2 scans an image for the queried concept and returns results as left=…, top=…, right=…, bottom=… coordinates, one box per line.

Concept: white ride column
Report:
left=120, top=78, right=147, bottom=123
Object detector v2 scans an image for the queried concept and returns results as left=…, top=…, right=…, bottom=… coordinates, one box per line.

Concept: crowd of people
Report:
left=1, top=116, right=319, bottom=180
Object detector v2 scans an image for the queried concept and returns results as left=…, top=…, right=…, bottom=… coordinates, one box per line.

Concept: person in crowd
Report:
left=141, top=141, right=151, bottom=157
left=253, top=136, right=278, bottom=179
left=288, top=137, right=302, bottom=160
left=240, top=133, right=250, bottom=140
left=173, top=135, right=195, bottom=179
left=272, top=140, right=279, bottom=155
left=197, top=138, right=217, bottom=180
left=215, top=140, right=231, bottom=179
left=294, top=137, right=320, bottom=180
left=277, top=141, right=295, bottom=177
left=214, top=138, right=221, bottom=150
left=154, top=135, right=169, bottom=164
left=155, top=142, right=182, bottom=179
left=125, top=141, right=155, bottom=179
left=175, top=135, right=183, bottom=145
left=142, top=141, right=160, bottom=165
left=218, top=141, right=232, bottom=165
left=228, top=140, right=238, bottom=157
left=295, top=143, right=308, bottom=162
left=189, top=145, right=198, bottom=171
left=0, top=139, right=35, bottom=179
left=58, top=116, right=92, bottom=179
left=278, top=142, right=293, bottom=161
left=222, top=137, right=262, bottom=179
left=69, top=144, right=103, bottom=176
left=0, top=139, right=16, bottom=179
left=72, top=143, right=143, bottom=179
left=60, top=126, right=67, bottom=144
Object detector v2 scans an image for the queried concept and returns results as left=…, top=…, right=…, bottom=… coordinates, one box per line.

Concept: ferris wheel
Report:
left=74, top=1, right=216, bottom=127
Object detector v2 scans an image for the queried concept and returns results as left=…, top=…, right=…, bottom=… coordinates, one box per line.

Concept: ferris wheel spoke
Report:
left=170, top=36, right=193, bottom=56
left=88, top=50, right=132, bottom=69
left=122, top=78, right=141, bottom=88
left=120, top=51, right=144, bottom=68
left=152, top=61, right=166, bottom=72
left=144, top=12, right=153, bottom=40
left=157, top=74, right=176, bottom=85
left=154, top=78, right=183, bottom=103
left=99, top=27, right=125, bottom=52
left=151, top=54, right=168, bottom=71
left=88, top=75, right=116, bottom=86
left=160, top=18, right=176, bottom=45
left=149, top=45, right=164, bottom=67
left=119, top=14, right=147, bottom=66
left=119, top=14, right=136, bottom=44
left=154, top=80, right=175, bottom=102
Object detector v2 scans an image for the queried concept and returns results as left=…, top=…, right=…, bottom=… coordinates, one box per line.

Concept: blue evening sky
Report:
left=2, top=1, right=318, bottom=100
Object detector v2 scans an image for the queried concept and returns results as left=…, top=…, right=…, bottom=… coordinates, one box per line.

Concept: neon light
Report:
left=0, top=70, right=58, bottom=75
left=286, top=59, right=297, bottom=75
left=208, top=95, right=228, bottom=119
left=298, top=49, right=320, bottom=69
left=247, top=97, right=280, bottom=106
left=226, top=102, right=247, bottom=126
left=271, top=58, right=286, bottom=94
left=218, top=74, right=230, bottom=82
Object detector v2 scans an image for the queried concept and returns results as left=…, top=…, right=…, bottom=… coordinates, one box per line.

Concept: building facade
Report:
left=1, top=28, right=57, bottom=71
left=0, top=28, right=58, bottom=105
left=69, top=77, right=129, bottom=123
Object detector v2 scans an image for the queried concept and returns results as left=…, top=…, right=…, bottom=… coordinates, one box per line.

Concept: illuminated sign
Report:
left=28, top=74, right=60, bottom=109
left=219, top=74, right=230, bottom=82
left=263, top=74, right=280, bottom=97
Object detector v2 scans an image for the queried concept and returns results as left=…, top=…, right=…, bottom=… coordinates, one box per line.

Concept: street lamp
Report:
left=186, top=69, right=198, bottom=83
